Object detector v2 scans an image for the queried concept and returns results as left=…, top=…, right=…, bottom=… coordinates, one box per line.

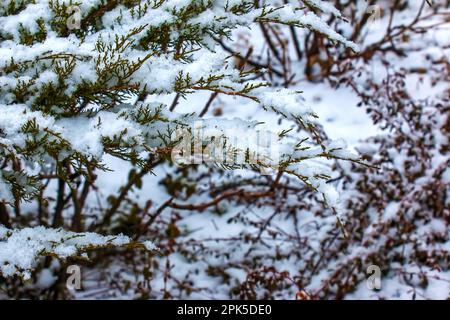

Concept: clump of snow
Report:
left=303, top=0, right=342, bottom=18
left=255, top=88, right=315, bottom=123
left=143, top=240, right=158, bottom=251
left=0, top=226, right=156, bottom=280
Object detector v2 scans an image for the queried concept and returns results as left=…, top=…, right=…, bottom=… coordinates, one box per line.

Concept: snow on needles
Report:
left=0, top=1, right=361, bottom=278
left=0, top=0, right=360, bottom=206
left=0, top=225, right=157, bottom=280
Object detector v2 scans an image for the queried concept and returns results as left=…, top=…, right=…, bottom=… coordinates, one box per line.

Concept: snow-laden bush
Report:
left=333, top=69, right=449, bottom=299
left=228, top=0, right=449, bottom=299
left=102, top=0, right=447, bottom=300
left=0, top=0, right=361, bottom=286
left=0, top=0, right=357, bottom=206
left=0, top=225, right=156, bottom=279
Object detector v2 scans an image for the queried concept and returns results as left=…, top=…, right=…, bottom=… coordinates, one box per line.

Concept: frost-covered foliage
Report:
left=0, top=0, right=360, bottom=293
left=333, top=68, right=449, bottom=299
left=0, top=0, right=358, bottom=207
left=187, top=0, right=448, bottom=300
left=97, top=0, right=447, bottom=300
left=0, top=225, right=154, bottom=280
left=2, top=0, right=447, bottom=300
